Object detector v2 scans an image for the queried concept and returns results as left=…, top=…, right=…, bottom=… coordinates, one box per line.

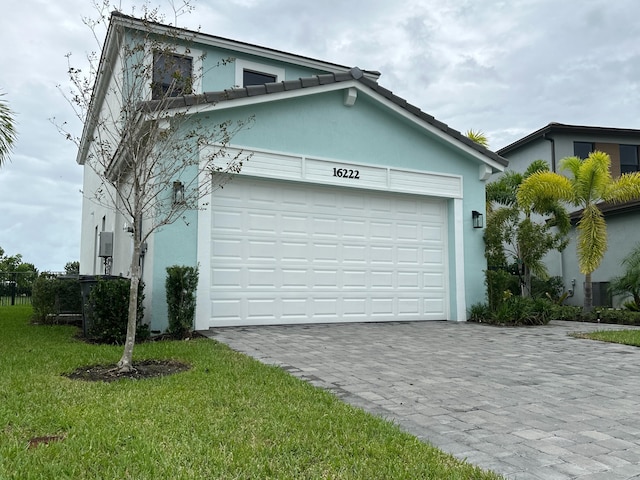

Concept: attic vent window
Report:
left=243, top=69, right=277, bottom=87
left=152, top=52, right=193, bottom=99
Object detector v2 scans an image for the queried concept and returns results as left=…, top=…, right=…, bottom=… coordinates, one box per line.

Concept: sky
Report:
left=1, top=0, right=639, bottom=272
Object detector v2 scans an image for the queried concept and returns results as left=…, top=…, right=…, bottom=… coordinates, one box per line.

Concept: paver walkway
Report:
left=201, top=321, right=640, bottom=479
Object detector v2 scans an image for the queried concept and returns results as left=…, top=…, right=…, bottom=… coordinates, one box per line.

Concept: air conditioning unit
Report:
left=98, top=231, right=114, bottom=258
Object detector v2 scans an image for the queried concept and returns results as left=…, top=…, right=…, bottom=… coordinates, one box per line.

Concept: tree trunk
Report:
left=521, top=264, right=532, bottom=298
left=583, top=272, right=593, bottom=313
left=117, top=238, right=142, bottom=372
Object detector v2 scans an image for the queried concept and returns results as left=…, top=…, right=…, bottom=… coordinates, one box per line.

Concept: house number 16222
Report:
left=332, top=167, right=360, bottom=179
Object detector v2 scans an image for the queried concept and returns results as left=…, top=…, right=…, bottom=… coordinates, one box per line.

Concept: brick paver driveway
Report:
left=202, top=321, right=640, bottom=479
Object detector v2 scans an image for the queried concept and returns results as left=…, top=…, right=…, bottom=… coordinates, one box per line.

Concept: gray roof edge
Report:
left=498, top=122, right=640, bottom=155
left=140, top=66, right=508, bottom=168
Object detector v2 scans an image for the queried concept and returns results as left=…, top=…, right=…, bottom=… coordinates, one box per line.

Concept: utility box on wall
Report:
left=98, top=231, right=114, bottom=258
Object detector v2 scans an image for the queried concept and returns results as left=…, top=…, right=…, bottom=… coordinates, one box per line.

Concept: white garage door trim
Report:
left=195, top=148, right=468, bottom=329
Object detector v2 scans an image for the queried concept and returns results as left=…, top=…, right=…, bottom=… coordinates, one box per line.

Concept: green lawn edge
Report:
left=0, top=306, right=502, bottom=479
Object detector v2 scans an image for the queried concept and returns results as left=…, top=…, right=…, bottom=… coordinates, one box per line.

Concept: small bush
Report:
left=86, top=278, right=147, bottom=344
left=485, top=268, right=518, bottom=311
left=586, top=308, right=640, bottom=325
left=467, top=297, right=554, bottom=326
left=468, top=303, right=491, bottom=323
left=549, top=304, right=582, bottom=321
left=166, top=265, right=199, bottom=338
left=31, top=274, right=81, bottom=323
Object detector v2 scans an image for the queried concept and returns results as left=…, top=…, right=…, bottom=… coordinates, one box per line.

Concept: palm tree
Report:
left=517, top=151, right=640, bottom=310
left=486, top=160, right=569, bottom=298
left=0, top=92, right=16, bottom=167
left=609, top=243, right=640, bottom=309
left=465, top=129, right=489, bottom=148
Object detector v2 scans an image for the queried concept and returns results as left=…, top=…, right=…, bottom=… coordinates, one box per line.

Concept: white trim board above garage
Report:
left=206, top=146, right=463, bottom=199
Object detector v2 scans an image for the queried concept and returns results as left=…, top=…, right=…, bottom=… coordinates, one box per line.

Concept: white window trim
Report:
left=234, top=59, right=285, bottom=88
left=144, top=44, right=203, bottom=100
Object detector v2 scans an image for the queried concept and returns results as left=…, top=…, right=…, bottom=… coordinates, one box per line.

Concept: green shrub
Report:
left=166, top=265, right=199, bottom=338
left=86, top=278, right=147, bottom=344
left=587, top=308, right=640, bottom=325
left=469, top=297, right=554, bottom=326
left=548, top=304, right=582, bottom=321
left=31, top=274, right=81, bottom=323
left=468, top=302, right=491, bottom=322
left=531, top=275, right=565, bottom=301
left=485, top=268, right=518, bottom=310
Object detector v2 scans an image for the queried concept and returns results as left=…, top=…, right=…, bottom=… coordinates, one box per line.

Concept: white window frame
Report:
left=234, top=59, right=285, bottom=88
left=143, top=44, right=203, bottom=100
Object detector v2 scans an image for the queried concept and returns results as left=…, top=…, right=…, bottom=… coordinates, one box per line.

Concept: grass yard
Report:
left=0, top=306, right=502, bottom=479
left=577, top=328, right=640, bottom=347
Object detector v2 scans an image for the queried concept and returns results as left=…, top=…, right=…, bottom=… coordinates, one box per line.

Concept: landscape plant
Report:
left=165, top=264, right=198, bottom=338
left=608, top=242, right=640, bottom=309
left=0, top=91, right=16, bottom=167
left=518, top=151, right=640, bottom=311
left=58, top=2, right=252, bottom=370
left=86, top=277, right=148, bottom=344
left=485, top=160, right=569, bottom=299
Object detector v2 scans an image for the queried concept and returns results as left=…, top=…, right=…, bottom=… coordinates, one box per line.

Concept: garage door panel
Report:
left=281, top=269, right=308, bottom=288
left=209, top=177, right=448, bottom=326
left=281, top=215, right=307, bottom=235
left=281, top=241, right=309, bottom=261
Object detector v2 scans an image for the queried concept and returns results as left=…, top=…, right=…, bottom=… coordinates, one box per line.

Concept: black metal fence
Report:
left=0, top=271, right=38, bottom=306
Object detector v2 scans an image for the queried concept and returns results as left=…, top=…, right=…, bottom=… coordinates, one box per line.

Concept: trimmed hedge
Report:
left=86, top=277, right=148, bottom=344
left=165, top=265, right=198, bottom=338
left=31, top=274, right=82, bottom=323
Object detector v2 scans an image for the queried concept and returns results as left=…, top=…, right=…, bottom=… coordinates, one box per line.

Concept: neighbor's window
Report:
left=620, top=144, right=640, bottom=174
left=243, top=69, right=277, bottom=87
left=152, top=52, right=193, bottom=99
left=573, top=141, right=594, bottom=160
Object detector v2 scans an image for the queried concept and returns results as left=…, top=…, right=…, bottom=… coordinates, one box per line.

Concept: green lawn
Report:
left=0, top=306, right=502, bottom=479
left=577, top=329, right=640, bottom=347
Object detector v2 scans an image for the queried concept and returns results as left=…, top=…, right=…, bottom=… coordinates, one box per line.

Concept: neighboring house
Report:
left=77, top=12, right=507, bottom=331
left=498, top=123, right=640, bottom=307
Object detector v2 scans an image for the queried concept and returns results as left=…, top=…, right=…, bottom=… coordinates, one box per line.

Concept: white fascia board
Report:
left=76, top=23, right=124, bottom=165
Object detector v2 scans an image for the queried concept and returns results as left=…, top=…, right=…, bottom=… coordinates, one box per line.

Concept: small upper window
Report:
left=620, top=145, right=639, bottom=174
left=243, top=69, right=277, bottom=87
left=573, top=142, right=594, bottom=160
left=152, top=52, right=193, bottom=100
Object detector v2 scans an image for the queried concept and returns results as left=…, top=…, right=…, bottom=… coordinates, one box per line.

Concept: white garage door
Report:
left=208, top=177, right=448, bottom=327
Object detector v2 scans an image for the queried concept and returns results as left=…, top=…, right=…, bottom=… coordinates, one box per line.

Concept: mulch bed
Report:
left=64, top=359, right=191, bottom=382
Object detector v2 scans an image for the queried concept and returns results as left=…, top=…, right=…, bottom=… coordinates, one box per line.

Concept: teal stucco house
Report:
left=77, top=12, right=508, bottom=332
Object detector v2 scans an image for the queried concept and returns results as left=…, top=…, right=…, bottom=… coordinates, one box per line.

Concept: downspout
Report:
left=543, top=133, right=556, bottom=172
left=544, top=132, right=567, bottom=296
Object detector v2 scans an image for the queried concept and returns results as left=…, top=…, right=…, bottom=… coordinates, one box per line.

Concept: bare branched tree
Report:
left=56, top=1, right=252, bottom=371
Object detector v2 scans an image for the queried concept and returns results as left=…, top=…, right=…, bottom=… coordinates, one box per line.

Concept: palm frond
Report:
left=517, top=171, right=574, bottom=210
left=523, top=159, right=550, bottom=178
left=0, top=92, right=17, bottom=167
left=576, top=203, right=607, bottom=274
left=465, top=129, right=489, bottom=148
left=605, top=171, right=640, bottom=204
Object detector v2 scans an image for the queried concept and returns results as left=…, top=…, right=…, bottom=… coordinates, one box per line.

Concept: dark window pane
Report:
left=243, top=69, right=277, bottom=87
left=152, top=53, right=193, bottom=99
left=573, top=142, right=593, bottom=160
left=620, top=145, right=639, bottom=174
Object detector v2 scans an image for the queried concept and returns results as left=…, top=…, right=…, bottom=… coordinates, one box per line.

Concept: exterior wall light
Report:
left=173, top=181, right=185, bottom=204
left=472, top=210, right=483, bottom=229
